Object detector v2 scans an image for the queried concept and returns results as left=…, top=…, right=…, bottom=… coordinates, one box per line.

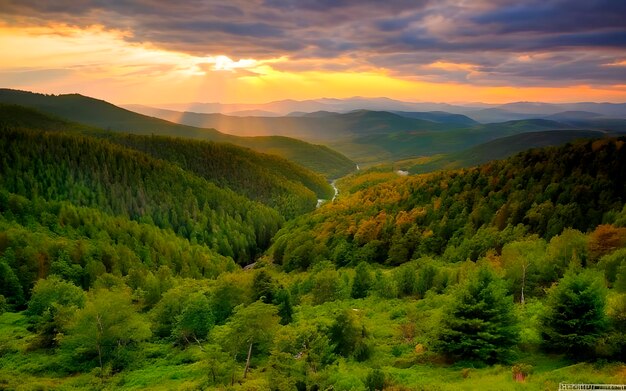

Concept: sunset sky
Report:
left=1, top=0, right=625, bottom=105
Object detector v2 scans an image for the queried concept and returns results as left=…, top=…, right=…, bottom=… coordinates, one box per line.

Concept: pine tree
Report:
left=541, top=270, right=608, bottom=357
left=351, top=262, right=372, bottom=299
left=437, top=266, right=519, bottom=364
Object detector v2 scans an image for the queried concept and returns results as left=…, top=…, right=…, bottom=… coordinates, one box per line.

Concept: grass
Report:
left=1, top=303, right=624, bottom=390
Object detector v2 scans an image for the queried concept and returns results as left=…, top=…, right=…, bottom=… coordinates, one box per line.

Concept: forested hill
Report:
left=0, top=104, right=333, bottom=218
left=271, top=138, right=626, bottom=270
left=0, top=127, right=283, bottom=263
left=0, top=89, right=356, bottom=178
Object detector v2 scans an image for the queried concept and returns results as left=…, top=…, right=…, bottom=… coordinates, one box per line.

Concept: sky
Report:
left=1, top=0, right=625, bottom=105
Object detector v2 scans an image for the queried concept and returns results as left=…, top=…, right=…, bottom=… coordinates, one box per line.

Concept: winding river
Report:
left=316, top=180, right=339, bottom=208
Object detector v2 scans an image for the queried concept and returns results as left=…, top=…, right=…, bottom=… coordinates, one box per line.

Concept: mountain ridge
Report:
left=0, top=89, right=356, bottom=179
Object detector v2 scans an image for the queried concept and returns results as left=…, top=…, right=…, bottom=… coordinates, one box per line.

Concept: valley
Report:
left=3, top=1, right=626, bottom=389
left=0, top=90, right=625, bottom=390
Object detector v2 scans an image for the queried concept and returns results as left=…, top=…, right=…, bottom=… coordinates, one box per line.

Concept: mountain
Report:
left=0, top=104, right=334, bottom=219
left=271, top=137, right=626, bottom=269
left=0, top=89, right=356, bottom=179
left=543, top=111, right=603, bottom=121
left=465, top=108, right=538, bottom=123
left=126, top=102, right=618, bottom=166
left=136, top=98, right=626, bottom=121
left=407, top=129, right=609, bottom=173
left=327, top=119, right=582, bottom=165
left=132, top=97, right=482, bottom=116
left=391, top=111, right=479, bottom=126
left=0, top=126, right=283, bottom=263
left=467, top=102, right=626, bottom=122
left=121, top=105, right=453, bottom=141
left=3, top=103, right=626, bottom=391
left=540, top=114, right=626, bottom=132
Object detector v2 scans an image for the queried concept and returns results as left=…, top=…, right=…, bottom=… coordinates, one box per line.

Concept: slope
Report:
left=127, top=103, right=592, bottom=166
left=332, top=119, right=577, bottom=165
left=0, top=104, right=334, bottom=218
left=407, top=130, right=608, bottom=173
left=0, top=89, right=355, bottom=178
left=122, top=105, right=452, bottom=140
left=0, top=127, right=283, bottom=263
left=270, top=137, right=626, bottom=269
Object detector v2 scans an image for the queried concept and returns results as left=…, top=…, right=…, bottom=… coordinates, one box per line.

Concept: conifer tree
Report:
left=541, top=270, right=608, bottom=357
left=437, top=266, right=519, bottom=364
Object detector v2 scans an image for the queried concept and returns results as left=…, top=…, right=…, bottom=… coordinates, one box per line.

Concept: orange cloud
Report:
left=1, top=23, right=625, bottom=105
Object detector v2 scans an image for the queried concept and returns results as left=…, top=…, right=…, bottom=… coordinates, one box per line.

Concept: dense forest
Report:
left=0, top=105, right=625, bottom=390
left=0, top=90, right=357, bottom=179
left=0, top=103, right=334, bottom=217
left=271, top=138, right=626, bottom=269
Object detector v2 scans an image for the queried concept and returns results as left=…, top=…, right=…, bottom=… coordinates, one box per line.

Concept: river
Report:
left=316, top=180, right=339, bottom=208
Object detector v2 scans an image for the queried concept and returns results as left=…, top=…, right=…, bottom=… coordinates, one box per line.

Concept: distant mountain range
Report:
left=127, top=97, right=626, bottom=123
left=3, top=89, right=625, bottom=170
left=406, top=130, right=611, bottom=174
left=123, top=103, right=626, bottom=165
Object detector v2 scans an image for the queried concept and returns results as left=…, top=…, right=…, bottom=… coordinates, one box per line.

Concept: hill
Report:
left=122, top=105, right=453, bottom=141
left=391, top=110, right=479, bottom=126
left=0, top=89, right=356, bottom=178
left=2, top=127, right=626, bottom=390
left=407, top=130, right=608, bottom=173
left=126, top=104, right=603, bottom=166
left=271, top=137, right=626, bottom=268
left=330, top=119, right=579, bottom=165
left=0, top=104, right=334, bottom=218
left=0, top=126, right=284, bottom=263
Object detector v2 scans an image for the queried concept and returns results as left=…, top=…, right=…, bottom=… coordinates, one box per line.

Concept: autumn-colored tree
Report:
left=588, top=224, right=626, bottom=262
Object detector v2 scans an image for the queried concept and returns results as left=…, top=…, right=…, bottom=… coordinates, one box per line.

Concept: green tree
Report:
left=365, top=368, right=386, bottom=391
left=394, top=263, right=417, bottom=297
left=599, top=248, right=626, bottom=287
left=541, top=271, right=608, bottom=357
left=62, top=288, right=151, bottom=373
left=274, top=287, right=294, bottom=325
left=251, top=270, right=275, bottom=304
left=218, top=301, right=280, bottom=378
left=211, top=279, right=246, bottom=324
left=329, top=309, right=370, bottom=361
left=50, top=249, right=83, bottom=287
left=0, top=259, right=24, bottom=308
left=351, top=262, right=372, bottom=299
left=0, top=295, right=7, bottom=315
left=27, top=276, right=86, bottom=318
left=203, top=344, right=237, bottom=387
left=173, top=293, right=214, bottom=346
left=26, top=276, right=86, bottom=348
left=501, top=238, right=546, bottom=303
left=311, top=267, right=341, bottom=305
left=437, top=266, right=519, bottom=364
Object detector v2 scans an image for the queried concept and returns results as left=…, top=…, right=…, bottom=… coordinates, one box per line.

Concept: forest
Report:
left=0, top=104, right=625, bottom=390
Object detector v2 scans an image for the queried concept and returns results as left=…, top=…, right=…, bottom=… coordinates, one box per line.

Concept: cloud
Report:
left=2, top=0, right=625, bottom=87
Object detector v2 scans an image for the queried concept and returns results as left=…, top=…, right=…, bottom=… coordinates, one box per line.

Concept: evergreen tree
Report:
left=329, top=309, right=370, bottom=361
left=541, top=270, right=608, bottom=357
left=351, top=262, right=372, bottom=299
left=273, top=287, right=293, bottom=325
left=0, top=259, right=24, bottom=308
left=437, top=266, right=519, bottom=364
left=252, top=270, right=275, bottom=304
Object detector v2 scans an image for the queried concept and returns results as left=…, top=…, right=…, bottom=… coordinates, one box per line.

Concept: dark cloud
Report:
left=475, top=0, right=626, bottom=33
left=2, top=0, right=626, bottom=86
